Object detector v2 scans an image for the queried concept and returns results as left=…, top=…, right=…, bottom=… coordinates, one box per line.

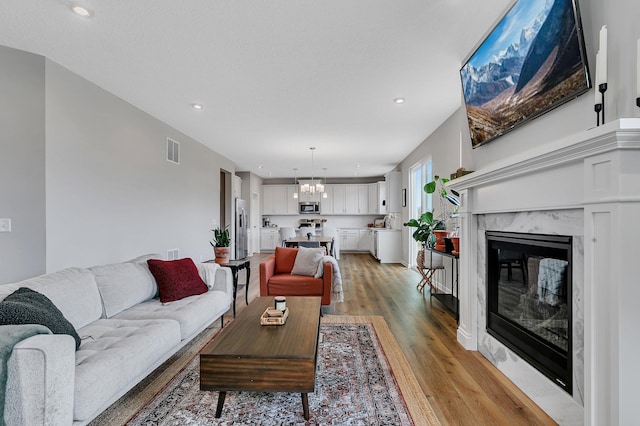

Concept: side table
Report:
left=206, top=258, right=251, bottom=317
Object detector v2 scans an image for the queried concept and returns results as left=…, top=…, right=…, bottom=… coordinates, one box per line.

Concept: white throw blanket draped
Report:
left=322, top=256, right=343, bottom=302
left=196, top=262, right=220, bottom=289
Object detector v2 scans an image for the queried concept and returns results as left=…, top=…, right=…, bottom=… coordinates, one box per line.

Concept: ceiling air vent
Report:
left=167, top=137, right=180, bottom=164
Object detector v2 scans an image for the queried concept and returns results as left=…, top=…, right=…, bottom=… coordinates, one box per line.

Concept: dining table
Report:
left=284, top=236, right=334, bottom=251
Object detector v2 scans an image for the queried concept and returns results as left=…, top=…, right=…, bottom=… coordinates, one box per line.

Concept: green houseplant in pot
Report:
left=404, top=211, right=446, bottom=288
left=210, top=226, right=231, bottom=264
left=404, top=211, right=445, bottom=250
left=425, top=175, right=460, bottom=251
left=405, top=174, right=461, bottom=253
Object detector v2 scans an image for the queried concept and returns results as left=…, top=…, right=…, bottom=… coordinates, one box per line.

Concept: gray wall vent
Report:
left=167, top=138, right=180, bottom=164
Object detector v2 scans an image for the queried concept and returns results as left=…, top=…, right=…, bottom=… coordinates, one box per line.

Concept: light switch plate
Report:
left=0, top=218, right=11, bottom=233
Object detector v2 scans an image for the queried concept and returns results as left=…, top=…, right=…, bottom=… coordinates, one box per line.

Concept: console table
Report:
left=424, top=247, right=459, bottom=323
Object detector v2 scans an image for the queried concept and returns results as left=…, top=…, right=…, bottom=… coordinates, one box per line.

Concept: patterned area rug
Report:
left=99, top=316, right=440, bottom=425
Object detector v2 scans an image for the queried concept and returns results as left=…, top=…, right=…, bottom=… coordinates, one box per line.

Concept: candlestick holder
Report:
left=594, top=103, right=602, bottom=126
left=599, top=83, right=608, bottom=123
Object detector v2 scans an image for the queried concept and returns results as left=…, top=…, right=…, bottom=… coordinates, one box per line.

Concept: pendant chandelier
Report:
left=300, top=147, right=325, bottom=194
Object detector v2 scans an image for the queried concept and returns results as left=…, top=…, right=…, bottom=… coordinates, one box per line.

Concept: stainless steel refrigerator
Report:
left=235, top=198, right=248, bottom=259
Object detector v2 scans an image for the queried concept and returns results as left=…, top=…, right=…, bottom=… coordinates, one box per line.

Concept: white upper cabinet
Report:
left=262, top=185, right=298, bottom=215
left=356, top=185, right=369, bottom=214
left=320, top=185, right=333, bottom=214
left=368, top=184, right=378, bottom=214
left=385, top=171, right=402, bottom=213
left=262, top=178, right=398, bottom=216
left=332, top=185, right=347, bottom=214
left=286, top=186, right=299, bottom=214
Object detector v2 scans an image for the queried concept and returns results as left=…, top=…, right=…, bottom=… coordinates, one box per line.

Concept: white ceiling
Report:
left=0, top=0, right=511, bottom=179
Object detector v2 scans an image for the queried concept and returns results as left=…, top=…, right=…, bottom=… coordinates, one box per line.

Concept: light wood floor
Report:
left=230, top=252, right=557, bottom=426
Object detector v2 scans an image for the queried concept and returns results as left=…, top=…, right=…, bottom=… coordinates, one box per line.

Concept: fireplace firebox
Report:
left=486, top=231, right=572, bottom=394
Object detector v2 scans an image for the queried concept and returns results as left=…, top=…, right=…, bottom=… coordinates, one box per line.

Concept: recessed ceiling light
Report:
left=71, top=5, right=91, bottom=17
left=393, top=97, right=405, bottom=104
left=192, top=104, right=203, bottom=110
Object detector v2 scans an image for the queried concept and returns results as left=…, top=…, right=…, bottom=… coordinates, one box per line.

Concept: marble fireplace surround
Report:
left=448, top=119, right=640, bottom=426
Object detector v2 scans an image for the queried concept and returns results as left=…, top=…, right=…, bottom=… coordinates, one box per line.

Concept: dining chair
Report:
left=297, top=241, right=321, bottom=248
left=279, top=227, right=297, bottom=246
left=321, top=226, right=337, bottom=257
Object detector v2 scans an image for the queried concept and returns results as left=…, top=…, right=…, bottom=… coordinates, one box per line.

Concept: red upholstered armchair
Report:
left=260, top=247, right=333, bottom=306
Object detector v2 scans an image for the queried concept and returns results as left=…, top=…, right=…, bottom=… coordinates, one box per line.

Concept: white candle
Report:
left=599, top=25, right=607, bottom=85
left=637, top=38, right=640, bottom=98
left=595, top=51, right=601, bottom=103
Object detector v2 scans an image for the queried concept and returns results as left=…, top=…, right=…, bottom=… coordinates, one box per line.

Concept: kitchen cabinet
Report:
left=356, top=185, right=369, bottom=214
left=332, top=185, right=346, bottom=214
left=285, top=186, right=298, bottom=214
left=372, top=229, right=401, bottom=263
left=331, top=184, right=369, bottom=215
left=385, top=171, right=402, bottom=213
left=368, top=184, right=378, bottom=214
left=337, top=229, right=360, bottom=251
left=260, top=228, right=280, bottom=251
left=320, top=185, right=333, bottom=214
left=358, top=229, right=370, bottom=251
left=376, top=181, right=387, bottom=214
left=369, top=229, right=376, bottom=256
left=262, top=185, right=297, bottom=215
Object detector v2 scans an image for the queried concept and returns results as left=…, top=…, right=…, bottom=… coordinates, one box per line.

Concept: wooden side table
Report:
left=206, top=258, right=251, bottom=317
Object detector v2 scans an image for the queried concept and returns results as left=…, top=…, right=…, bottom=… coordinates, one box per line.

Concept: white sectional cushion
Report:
left=19, top=268, right=102, bottom=330
left=90, top=261, right=158, bottom=318
left=0, top=283, right=19, bottom=302
left=74, top=318, right=181, bottom=421
left=114, top=290, right=228, bottom=340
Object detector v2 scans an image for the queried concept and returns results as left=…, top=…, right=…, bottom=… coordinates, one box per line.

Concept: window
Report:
left=408, top=159, right=433, bottom=266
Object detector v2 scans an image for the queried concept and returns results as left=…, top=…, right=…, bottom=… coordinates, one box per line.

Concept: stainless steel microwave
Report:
left=299, top=202, right=319, bottom=214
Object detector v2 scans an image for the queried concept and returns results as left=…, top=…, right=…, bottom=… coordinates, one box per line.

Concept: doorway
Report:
left=219, top=169, right=233, bottom=233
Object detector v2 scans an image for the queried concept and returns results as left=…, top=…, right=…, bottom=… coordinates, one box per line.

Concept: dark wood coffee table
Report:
left=200, top=296, right=322, bottom=420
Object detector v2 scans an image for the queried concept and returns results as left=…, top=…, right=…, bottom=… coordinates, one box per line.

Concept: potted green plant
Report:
left=404, top=211, right=445, bottom=249
left=425, top=175, right=460, bottom=251
left=210, top=226, right=231, bottom=264
left=404, top=175, right=460, bottom=252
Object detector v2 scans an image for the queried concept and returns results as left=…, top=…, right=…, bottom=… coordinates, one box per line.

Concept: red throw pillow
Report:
left=147, top=258, right=208, bottom=303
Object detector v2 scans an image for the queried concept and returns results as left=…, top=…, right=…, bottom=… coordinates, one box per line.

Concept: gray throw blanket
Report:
left=322, top=256, right=344, bottom=303
left=0, top=324, right=51, bottom=426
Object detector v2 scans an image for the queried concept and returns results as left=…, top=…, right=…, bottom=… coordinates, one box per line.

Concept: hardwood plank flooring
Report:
left=229, top=252, right=557, bottom=426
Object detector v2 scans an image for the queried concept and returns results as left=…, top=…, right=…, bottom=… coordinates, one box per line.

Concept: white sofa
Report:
left=0, top=254, right=233, bottom=425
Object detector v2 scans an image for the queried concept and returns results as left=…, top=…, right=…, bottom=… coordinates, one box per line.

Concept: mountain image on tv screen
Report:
left=460, top=0, right=590, bottom=147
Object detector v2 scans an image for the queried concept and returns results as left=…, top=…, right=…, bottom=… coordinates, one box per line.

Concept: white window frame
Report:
left=408, top=158, right=433, bottom=267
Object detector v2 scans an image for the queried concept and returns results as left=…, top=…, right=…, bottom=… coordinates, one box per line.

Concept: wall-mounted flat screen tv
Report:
left=460, top=0, right=591, bottom=148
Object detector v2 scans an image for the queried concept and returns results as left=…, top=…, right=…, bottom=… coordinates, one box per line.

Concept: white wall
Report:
left=0, top=46, right=46, bottom=284
left=43, top=60, right=236, bottom=271
left=398, top=0, right=640, bottom=265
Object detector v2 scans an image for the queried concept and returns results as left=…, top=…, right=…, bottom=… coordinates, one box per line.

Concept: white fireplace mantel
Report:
left=448, top=118, right=640, bottom=425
